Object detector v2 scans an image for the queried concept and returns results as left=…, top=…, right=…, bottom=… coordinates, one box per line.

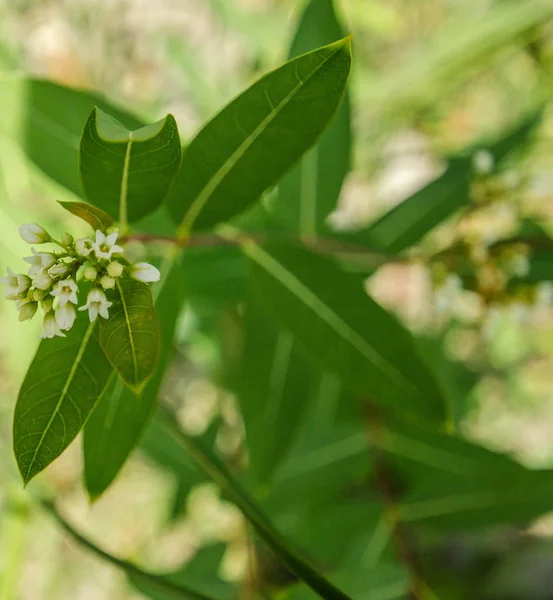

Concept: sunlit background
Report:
left=1, top=0, right=553, bottom=598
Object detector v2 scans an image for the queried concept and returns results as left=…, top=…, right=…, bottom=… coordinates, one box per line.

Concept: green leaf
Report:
left=80, top=107, right=182, bottom=224
left=273, top=0, right=351, bottom=235
left=244, top=243, right=447, bottom=423
left=236, top=301, right=318, bottom=485
left=83, top=262, right=183, bottom=500
left=158, top=409, right=353, bottom=600
left=13, top=314, right=113, bottom=484
left=334, top=111, right=542, bottom=253
left=58, top=201, right=114, bottom=231
left=380, top=419, right=553, bottom=530
left=130, top=544, right=233, bottom=600
left=99, top=277, right=160, bottom=391
left=166, top=38, right=352, bottom=232
left=0, top=76, right=142, bottom=197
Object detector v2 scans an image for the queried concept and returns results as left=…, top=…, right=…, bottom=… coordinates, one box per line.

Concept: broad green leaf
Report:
left=130, top=544, right=233, bottom=600
left=236, top=301, right=318, bottom=485
left=334, top=111, right=542, bottom=253
left=244, top=243, right=448, bottom=423
left=166, top=38, right=352, bottom=232
left=380, top=419, right=553, bottom=530
left=84, top=262, right=183, bottom=500
left=99, top=277, right=160, bottom=391
left=13, top=315, right=113, bottom=484
left=80, top=107, right=181, bottom=223
left=158, top=409, right=353, bottom=600
left=273, top=0, right=351, bottom=235
left=0, top=77, right=142, bottom=197
left=58, top=201, right=114, bottom=231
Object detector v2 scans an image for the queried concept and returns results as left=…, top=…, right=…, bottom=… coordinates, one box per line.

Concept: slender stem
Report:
left=157, top=408, right=353, bottom=600
left=41, top=501, right=220, bottom=600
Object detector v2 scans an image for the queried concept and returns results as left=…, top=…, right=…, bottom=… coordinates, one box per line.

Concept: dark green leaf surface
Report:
left=334, top=111, right=542, bottom=253
left=245, top=243, right=447, bottom=423
left=99, top=277, right=160, bottom=390
left=58, top=201, right=114, bottom=231
left=273, top=0, right=351, bottom=235
left=166, top=38, right=352, bottom=231
left=380, top=420, right=553, bottom=530
left=130, top=544, right=232, bottom=600
left=237, top=301, right=317, bottom=485
left=13, top=315, right=113, bottom=484
left=80, top=107, right=181, bottom=223
left=0, top=77, right=142, bottom=197
left=84, top=262, right=182, bottom=500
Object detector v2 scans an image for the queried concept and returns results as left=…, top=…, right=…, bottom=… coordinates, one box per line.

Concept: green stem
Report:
left=157, top=408, right=353, bottom=600
left=41, top=501, right=220, bottom=600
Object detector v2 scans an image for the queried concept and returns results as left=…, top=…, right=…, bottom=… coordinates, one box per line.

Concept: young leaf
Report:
left=166, top=38, right=352, bottom=232
left=273, top=0, right=352, bottom=235
left=80, top=107, right=181, bottom=224
left=99, top=277, right=160, bottom=391
left=84, top=262, right=183, bottom=500
left=58, top=201, right=114, bottom=231
left=0, top=76, right=142, bottom=197
left=244, top=243, right=448, bottom=423
left=13, top=315, right=113, bottom=485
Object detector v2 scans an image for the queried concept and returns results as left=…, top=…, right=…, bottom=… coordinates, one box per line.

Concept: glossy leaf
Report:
left=380, top=420, right=553, bottom=530
left=245, top=243, right=447, bottom=423
left=0, top=76, right=142, bottom=196
left=58, top=201, right=114, bottom=231
left=99, top=277, right=160, bottom=391
left=166, top=38, right=352, bottom=232
left=84, top=262, right=182, bottom=500
left=80, top=107, right=181, bottom=223
left=335, top=111, right=542, bottom=253
left=13, top=315, right=113, bottom=484
left=274, top=0, right=351, bottom=235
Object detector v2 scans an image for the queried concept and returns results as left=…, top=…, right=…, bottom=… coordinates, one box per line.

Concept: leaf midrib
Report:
left=115, top=279, right=139, bottom=385
left=23, top=321, right=96, bottom=483
left=245, top=243, right=419, bottom=397
left=119, top=131, right=133, bottom=231
left=179, top=43, right=344, bottom=232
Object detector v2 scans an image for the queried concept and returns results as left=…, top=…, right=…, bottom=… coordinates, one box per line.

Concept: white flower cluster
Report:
left=2, top=223, right=160, bottom=339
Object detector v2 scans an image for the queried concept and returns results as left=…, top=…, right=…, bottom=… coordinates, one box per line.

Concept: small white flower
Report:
left=24, top=248, right=56, bottom=276
left=472, top=149, right=494, bottom=175
left=32, top=271, right=54, bottom=291
left=56, top=303, right=77, bottom=331
left=19, top=223, right=50, bottom=244
left=51, top=278, right=79, bottom=305
left=75, top=237, right=94, bottom=257
left=83, top=266, right=98, bottom=281
left=48, top=262, right=73, bottom=278
left=2, top=268, right=31, bottom=299
left=40, top=312, right=66, bottom=339
left=106, top=261, right=124, bottom=278
left=129, top=262, right=160, bottom=283
left=79, top=288, right=112, bottom=322
left=99, top=275, right=115, bottom=290
left=19, top=301, right=38, bottom=322
left=92, top=230, right=124, bottom=261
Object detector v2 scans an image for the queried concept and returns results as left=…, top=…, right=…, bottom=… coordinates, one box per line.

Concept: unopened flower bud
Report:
left=83, top=266, right=98, bottom=281
left=33, top=289, right=46, bottom=301
left=99, top=275, right=115, bottom=290
left=41, top=296, right=54, bottom=313
left=61, top=233, right=74, bottom=247
left=106, top=261, right=124, bottom=278
left=32, top=271, right=53, bottom=291
left=129, top=262, right=160, bottom=283
left=19, top=301, right=38, bottom=322
left=19, top=223, right=50, bottom=244
left=49, top=262, right=72, bottom=278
